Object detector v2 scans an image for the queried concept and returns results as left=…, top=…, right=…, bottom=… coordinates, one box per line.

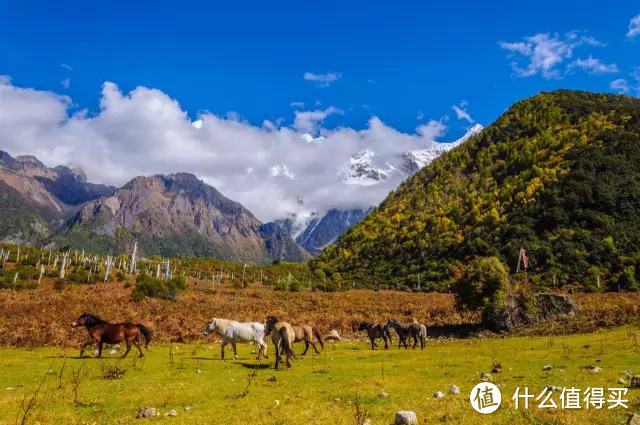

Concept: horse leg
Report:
left=220, top=339, right=227, bottom=360
left=80, top=340, right=95, bottom=357
left=231, top=341, right=238, bottom=360
left=383, top=335, right=389, bottom=349
left=133, top=338, right=144, bottom=358
left=121, top=341, right=132, bottom=358
left=274, top=341, right=281, bottom=369
left=97, top=341, right=104, bottom=358
left=310, top=341, right=320, bottom=354
left=412, top=334, right=418, bottom=349
left=302, top=340, right=309, bottom=355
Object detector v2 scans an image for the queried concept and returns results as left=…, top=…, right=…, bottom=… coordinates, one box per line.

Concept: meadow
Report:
left=1, top=327, right=639, bottom=425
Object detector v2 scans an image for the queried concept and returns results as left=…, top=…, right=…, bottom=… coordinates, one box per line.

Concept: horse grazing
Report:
left=357, top=321, right=393, bottom=350
left=387, top=318, right=424, bottom=349
left=281, top=325, right=324, bottom=355
left=264, top=316, right=294, bottom=369
left=203, top=318, right=268, bottom=360
left=72, top=313, right=152, bottom=358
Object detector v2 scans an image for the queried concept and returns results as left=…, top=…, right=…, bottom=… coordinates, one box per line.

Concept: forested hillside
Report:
left=312, top=90, right=640, bottom=292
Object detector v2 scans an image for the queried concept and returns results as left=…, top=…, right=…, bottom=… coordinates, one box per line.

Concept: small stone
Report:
left=378, top=391, right=389, bottom=398
left=589, top=367, right=602, bottom=374
left=480, top=373, right=492, bottom=382
left=109, top=349, right=118, bottom=356
left=333, top=397, right=341, bottom=402
left=164, top=410, right=177, bottom=417
left=6, top=387, right=14, bottom=390
left=184, top=406, right=191, bottom=411
left=267, top=376, right=277, bottom=382
left=449, top=385, right=460, bottom=395
left=195, top=369, right=202, bottom=373
left=545, top=385, right=563, bottom=392
left=136, top=407, right=156, bottom=419
left=629, top=413, right=640, bottom=425
left=618, top=378, right=627, bottom=385
left=363, top=420, right=372, bottom=425
left=491, top=367, right=501, bottom=373
left=441, top=412, right=453, bottom=422
left=434, top=391, right=445, bottom=399
left=284, top=395, right=290, bottom=400
left=542, top=365, right=552, bottom=371
left=394, top=410, right=418, bottom=425
left=631, top=375, right=640, bottom=388
left=274, top=400, right=280, bottom=407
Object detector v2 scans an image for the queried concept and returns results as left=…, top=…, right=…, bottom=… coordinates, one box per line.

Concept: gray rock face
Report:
left=394, top=411, right=418, bottom=425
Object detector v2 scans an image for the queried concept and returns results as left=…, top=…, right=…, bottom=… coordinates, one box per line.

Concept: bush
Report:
left=454, top=256, right=509, bottom=309
left=131, top=274, right=187, bottom=301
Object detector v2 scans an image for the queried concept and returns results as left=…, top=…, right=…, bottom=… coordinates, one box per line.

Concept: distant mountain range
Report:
left=0, top=124, right=482, bottom=261
left=0, top=152, right=306, bottom=262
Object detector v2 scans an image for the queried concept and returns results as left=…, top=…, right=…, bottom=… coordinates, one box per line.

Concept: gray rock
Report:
left=618, top=378, right=627, bottom=385
left=434, top=391, right=445, bottom=399
left=588, top=366, right=602, bottom=374
left=395, top=411, right=418, bottom=425
left=164, top=410, right=177, bottom=417
left=449, top=385, right=460, bottom=395
left=542, top=365, right=552, bottom=371
left=545, top=385, right=563, bottom=392
left=480, top=373, right=492, bottom=382
left=378, top=391, right=389, bottom=398
left=363, top=420, right=372, bottom=425
left=136, top=407, right=156, bottom=418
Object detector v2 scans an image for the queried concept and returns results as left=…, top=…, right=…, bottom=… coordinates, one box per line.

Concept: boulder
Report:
left=394, top=411, right=418, bottom=425
left=449, top=385, right=460, bottom=395
left=136, top=407, right=156, bottom=419
left=325, top=330, right=342, bottom=342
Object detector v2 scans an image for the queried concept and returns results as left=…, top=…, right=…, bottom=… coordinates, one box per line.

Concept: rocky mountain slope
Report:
left=313, top=90, right=640, bottom=291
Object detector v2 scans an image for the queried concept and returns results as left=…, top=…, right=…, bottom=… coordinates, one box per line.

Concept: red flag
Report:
left=520, top=247, right=528, bottom=270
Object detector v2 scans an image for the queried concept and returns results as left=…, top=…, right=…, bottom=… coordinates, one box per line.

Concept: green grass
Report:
left=1, top=328, right=638, bottom=425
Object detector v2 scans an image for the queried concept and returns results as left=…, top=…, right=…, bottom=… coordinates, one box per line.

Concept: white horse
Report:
left=203, top=318, right=268, bottom=360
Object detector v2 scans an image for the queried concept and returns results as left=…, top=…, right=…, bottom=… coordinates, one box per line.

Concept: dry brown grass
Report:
left=2, top=274, right=639, bottom=347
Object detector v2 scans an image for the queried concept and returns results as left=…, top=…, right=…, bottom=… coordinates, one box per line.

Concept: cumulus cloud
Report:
left=0, top=77, right=453, bottom=222
left=610, top=78, right=630, bottom=93
left=567, top=56, right=618, bottom=75
left=499, top=31, right=606, bottom=79
left=303, top=72, right=342, bottom=87
left=627, top=14, right=640, bottom=38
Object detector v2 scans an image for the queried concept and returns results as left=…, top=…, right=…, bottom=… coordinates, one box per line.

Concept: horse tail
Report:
left=281, top=327, right=294, bottom=358
left=312, top=327, right=324, bottom=350
left=137, top=324, right=153, bottom=349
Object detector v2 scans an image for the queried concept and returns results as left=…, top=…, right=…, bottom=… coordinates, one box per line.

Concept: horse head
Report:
left=357, top=322, right=370, bottom=331
left=203, top=318, right=217, bottom=336
left=264, top=315, right=279, bottom=335
left=72, top=313, right=106, bottom=328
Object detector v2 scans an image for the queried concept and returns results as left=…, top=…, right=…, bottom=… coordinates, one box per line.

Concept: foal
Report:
left=357, top=321, right=393, bottom=350
left=72, top=313, right=152, bottom=358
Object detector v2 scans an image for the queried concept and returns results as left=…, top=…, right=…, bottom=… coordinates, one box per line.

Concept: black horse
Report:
left=386, top=318, right=424, bottom=349
left=357, top=321, right=393, bottom=350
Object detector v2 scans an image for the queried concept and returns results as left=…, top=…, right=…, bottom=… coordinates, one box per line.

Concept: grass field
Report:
left=1, top=327, right=638, bottom=425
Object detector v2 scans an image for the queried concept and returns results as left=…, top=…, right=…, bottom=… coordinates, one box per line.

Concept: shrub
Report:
left=454, top=256, right=509, bottom=309
left=130, top=274, right=187, bottom=301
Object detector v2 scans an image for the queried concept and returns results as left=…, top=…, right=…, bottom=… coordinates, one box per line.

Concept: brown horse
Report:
left=358, top=321, right=393, bottom=349
left=280, top=325, right=324, bottom=355
left=72, top=313, right=152, bottom=358
left=264, top=316, right=295, bottom=369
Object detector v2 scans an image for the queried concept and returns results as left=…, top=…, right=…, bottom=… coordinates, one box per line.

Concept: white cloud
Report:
left=303, top=72, right=342, bottom=87
left=610, top=78, right=630, bottom=93
left=627, top=14, right=640, bottom=38
left=0, top=77, right=452, bottom=221
left=60, top=78, right=70, bottom=89
left=451, top=101, right=475, bottom=124
left=61, top=64, right=73, bottom=70
left=293, top=106, right=342, bottom=134
left=499, top=32, right=605, bottom=79
left=567, top=56, right=618, bottom=75
left=290, top=101, right=304, bottom=108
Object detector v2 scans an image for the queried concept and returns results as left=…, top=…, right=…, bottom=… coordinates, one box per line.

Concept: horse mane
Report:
left=358, top=321, right=372, bottom=330
left=81, top=313, right=108, bottom=326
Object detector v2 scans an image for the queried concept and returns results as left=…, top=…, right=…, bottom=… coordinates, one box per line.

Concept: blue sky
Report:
left=0, top=1, right=639, bottom=220
left=2, top=0, right=638, bottom=137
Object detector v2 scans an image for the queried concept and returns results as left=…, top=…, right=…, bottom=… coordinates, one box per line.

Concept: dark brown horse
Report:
left=264, top=316, right=295, bottom=369
left=387, top=318, right=424, bottom=349
left=72, top=313, right=152, bottom=358
left=358, top=321, right=393, bottom=349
